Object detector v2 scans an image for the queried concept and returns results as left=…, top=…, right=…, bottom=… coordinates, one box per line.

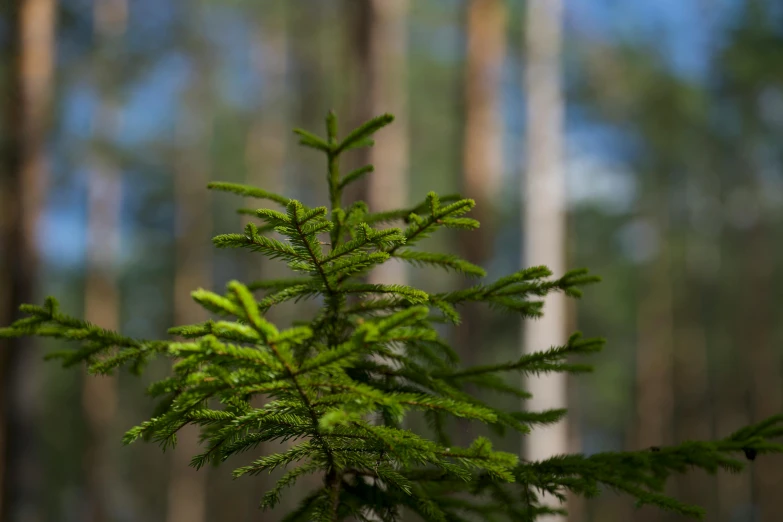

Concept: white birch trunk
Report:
left=522, top=0, right=568, bottom=519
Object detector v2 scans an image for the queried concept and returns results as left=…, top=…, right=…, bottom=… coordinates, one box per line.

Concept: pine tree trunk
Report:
left=244, top=2, right=288, bottom=229
left=164, top=13, right=216, bottom=521
left=165, top=108, right=211, bottom=522
left=0, top=0, right=55, bottom=519
left=241, top=5, right=290, bottom=519
left=714, top=277, right=751, bottom=522
left=82, top=172, right=122, bottom=522
left=632, top=189, right=675, bottom=522
left=672, top=322, right=712, bottom=509
left=343, top=0, right=409, bottom=214
left=363, top=0, right=409, bottom=287
left=633, top=214, right=675, bottom=452
left=459, top=0, right=506, bottom=347
left=564, top=231, right=586, bottom=522
left=339, top=0, right=409, bottom=309
left=345, top=3, right=410, bottom=519
left=522, top=0, right=567, bottom=519
left=743, top=221, right=783, bottom=522
left=463, top=0, right=505, bottom=247
left=342, top=0, right=373, bottom=207
left=286, top=4, right=339, bottom=514
left=672, top=172, right=716, bottom=520
left=712, top=156, right=751, bottom=521
left=81, top=1, right=127, bottom=520
left=457, top=0, right=506, bottom=448
left=290, top=1, right=331, bottom=207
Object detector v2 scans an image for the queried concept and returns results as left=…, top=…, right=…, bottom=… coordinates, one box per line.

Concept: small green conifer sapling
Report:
left=3, top=112, right=783, bottom=521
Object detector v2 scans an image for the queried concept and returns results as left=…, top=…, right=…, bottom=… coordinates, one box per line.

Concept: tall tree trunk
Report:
left=633, top=215, right=675, bottom=441
left=0, top=0, right=56, bottom=520
left=521, top=0, right=567, bottom=519
left=713, top=141, right=756, bottom=522
left=239, top=5, right=290, bottom=520
left=244, top=2, right=288, bottom=228
left=462, top=0, right=505, bottom=248
left=342, top=0, right=372, bottom=208
left=164, top=5, right=217, bottom=518
left=244, top=0, right=288, bottom=288
left=363, top=0, right=409, bottom=286
left=338, top=0, right=410, bottom=315
left=631, top=185, right=675, bottom=522
left=81, top=1, right=127, bottom=520
left=460, top=0, right=506, bottom=339
left=164, top=101, right=212, bottom=522
left=744, top=221, right=783, bottom=522
left=714, top=246, right=752, bottom=522
left=343, top=0, right=409, bottom=214
left=289, top=1, right=332, bottom=207
left=334, top=1, right=364, bottom=210
left=564, top=218, right=585, bottom=522
left=457, top=0, right=506, bottom=448
left=672, top=318, right=712, bottom=510
left=82, top=167, right=122, bottom=522
left=346, top=3, right=410, bottom=519
left=671, top=171, right=716, bottom=520
left=739, top=91, right=783, bottom=520
left=710, top=237, right=756, bottom=522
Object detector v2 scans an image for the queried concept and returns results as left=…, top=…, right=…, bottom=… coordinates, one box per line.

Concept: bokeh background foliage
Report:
left=1, top=1, right=783, bottom=521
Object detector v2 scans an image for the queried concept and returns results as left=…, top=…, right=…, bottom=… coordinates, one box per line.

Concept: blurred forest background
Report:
left=2, top=0, right=783, bottom=521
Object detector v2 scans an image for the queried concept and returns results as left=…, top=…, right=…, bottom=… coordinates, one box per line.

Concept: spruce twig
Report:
left=2, top=112, right=782, bottom=521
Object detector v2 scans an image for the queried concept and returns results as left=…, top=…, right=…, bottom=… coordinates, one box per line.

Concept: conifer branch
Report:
left=4, top=112, right=782, bottom=521
left=207, top=181, right=291, bottom=206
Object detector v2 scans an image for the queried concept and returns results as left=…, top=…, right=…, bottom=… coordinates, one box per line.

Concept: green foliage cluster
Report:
left=3, top=112, right=783, bottom=521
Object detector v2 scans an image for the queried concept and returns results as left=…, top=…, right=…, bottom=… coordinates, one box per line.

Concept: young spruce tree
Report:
left=3, top=113, right=783, bottom=521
